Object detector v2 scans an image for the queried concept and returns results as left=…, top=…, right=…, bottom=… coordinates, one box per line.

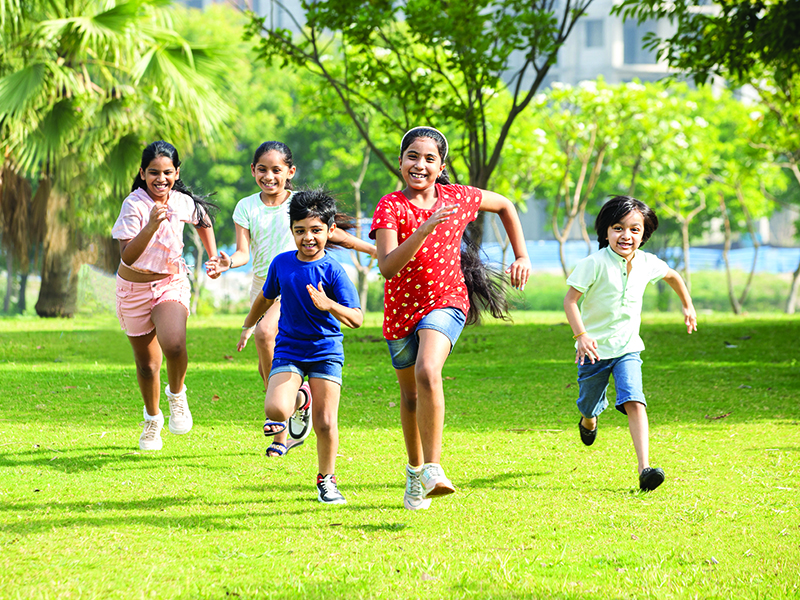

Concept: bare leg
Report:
left=127, top=330, right=162, bottom=417
left=580, top=416, right=597, bottom=430
left=412, top=330, right=451, bottom=464
left=309, top=378, right=341, bottom=475
left=151, top=301, right=188, bottom=395
left=624, top=401, right=650, bottom=474
left=396, top=366, right=423, bottom=467
left=264, top=371, right=304, bottom=427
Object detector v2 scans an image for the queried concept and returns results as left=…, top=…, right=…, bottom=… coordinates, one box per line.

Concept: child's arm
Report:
left=564, top=286, right=600, bottom=365
left=206, top=224, right=251, bottom=277
left=237, top=294, right=275, bottom=351
left=194, top=223, right=220, bottom=278
left=306, top=283, right=363, bottom=329
left=119, top=203, right=168, bottom=266
left=375, top=204, right=460, bottom=279
left=478, top=190, right=531, bottom=290
left=329, top=228, right=377, bottom=259
left=662, top=269, right=698, bottom=333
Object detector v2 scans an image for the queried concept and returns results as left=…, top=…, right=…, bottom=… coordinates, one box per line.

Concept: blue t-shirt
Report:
left=262, top=250, right=361, bottom=363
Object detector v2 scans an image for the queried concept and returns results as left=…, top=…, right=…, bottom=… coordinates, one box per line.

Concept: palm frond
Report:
left=0, top=63, right=46, bottom=119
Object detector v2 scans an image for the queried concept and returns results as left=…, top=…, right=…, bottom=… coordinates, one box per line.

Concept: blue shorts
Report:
left=270, top=357, right=343, bottom=386
left=576, top=352, right=646, bottom=417
left=386, top=307, right=467, bottom=370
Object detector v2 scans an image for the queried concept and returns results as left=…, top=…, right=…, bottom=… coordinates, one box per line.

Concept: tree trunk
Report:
left=734, top=185, right=759, bottom=308
left=680, top=220, right=692, bottom=293
left=35, top=188, right=79, bottom=318
left=718, top=194, right=741, bottom=314
left=787, top=258, right=800, bottom=314
left=17, top=271, right=28, bottom=314
left=35, top=246, right=79, bottom=317
left=4, top=251, right=12, bottom=313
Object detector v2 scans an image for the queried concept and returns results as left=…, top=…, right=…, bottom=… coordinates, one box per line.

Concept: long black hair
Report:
left=253, top=141, right=295, bottom=190
left=595, top=195, right=659, bottom=249
left=288, top=187, right=355, bottom=250
left=131, top=140, right=217, bottom=228
left=400, top=127, right=509, bottom=325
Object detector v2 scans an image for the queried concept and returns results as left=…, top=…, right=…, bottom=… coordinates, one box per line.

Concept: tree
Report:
left=0, top=0, right=232, bottom=316
left=246, top=0, right=596, bottom=242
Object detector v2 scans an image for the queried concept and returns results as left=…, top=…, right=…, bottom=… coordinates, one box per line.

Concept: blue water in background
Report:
left=206, top=238, right=800, bottom=275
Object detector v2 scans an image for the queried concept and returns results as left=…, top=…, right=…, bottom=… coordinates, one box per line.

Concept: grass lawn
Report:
left=0, top=311, right=797, bottom=599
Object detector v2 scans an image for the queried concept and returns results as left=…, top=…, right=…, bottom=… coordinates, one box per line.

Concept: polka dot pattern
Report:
left=369, top=183, right=482, bottom=339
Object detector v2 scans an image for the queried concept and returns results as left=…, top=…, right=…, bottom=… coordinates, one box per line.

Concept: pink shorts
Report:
left=116, top=274, right=191, bottom=337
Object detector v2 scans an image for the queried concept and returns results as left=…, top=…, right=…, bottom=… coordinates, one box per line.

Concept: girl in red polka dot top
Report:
left=370, top=126, right=531, bottom=509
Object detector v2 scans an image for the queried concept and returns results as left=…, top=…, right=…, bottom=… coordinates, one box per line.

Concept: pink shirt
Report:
left=111, top=188, right=201, bottom=275
left=370, top=184, right=482, bottom=340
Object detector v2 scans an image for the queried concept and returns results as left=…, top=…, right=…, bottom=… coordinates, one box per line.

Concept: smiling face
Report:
left=606, top=209, right=645, bottom=261
left=399, top=137, right=445, bottom=192
left=140, top=155, right=179, bottom=203
left=292, top=215, right=335, bottom=262
left=251, top=149, right=296, bottom=202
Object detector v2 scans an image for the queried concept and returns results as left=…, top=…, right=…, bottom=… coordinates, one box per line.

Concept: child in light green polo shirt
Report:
left=564, top=195, right=697, bottom=491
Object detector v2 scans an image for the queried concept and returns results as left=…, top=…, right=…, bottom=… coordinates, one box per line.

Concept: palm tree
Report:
left=0, top=0, right=232, bottom=316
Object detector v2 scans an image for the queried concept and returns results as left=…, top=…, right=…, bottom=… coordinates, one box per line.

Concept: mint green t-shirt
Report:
left=566, top=246, right=669, bottom=359
left=232, top=191, right=296, bottom=278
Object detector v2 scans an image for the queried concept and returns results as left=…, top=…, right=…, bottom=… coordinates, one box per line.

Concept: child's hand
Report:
left=205, top=251, right=231, bottom=279
left=146, top=202, right=168, bottom=232
left=506, top=256, right=531, bottom=290
left=683, top=305, right=697, bottom=334
left=307, top=282, right=333, bottom=312
left=576, top=336, right=600, bottom=365
left=237, top=325, right=255, bottom=352
left=419, top=204, right=459, bottom=236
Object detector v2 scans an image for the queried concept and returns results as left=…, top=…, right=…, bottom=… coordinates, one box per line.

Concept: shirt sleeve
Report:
left=369, top=195, right=399, bottom=239
left=647, top=253, right=670, bottom=285
left=111, top=198, right=143, bottom=240
left=329, top=264, right=362, bottom=309
left=262, top=257, right=281, bottom=300
left=232, top=197, right=250, bottom=230
left=566, top=255, right=597, bottom=294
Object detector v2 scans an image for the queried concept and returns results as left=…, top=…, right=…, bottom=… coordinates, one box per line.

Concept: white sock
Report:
left=143, top=407, right=163, bottom=422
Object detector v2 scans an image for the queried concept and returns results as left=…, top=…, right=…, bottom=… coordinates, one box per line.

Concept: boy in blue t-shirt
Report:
left=238, top=188, right=363, bottom=504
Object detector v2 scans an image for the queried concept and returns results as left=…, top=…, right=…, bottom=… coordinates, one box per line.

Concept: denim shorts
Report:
left=576, top=352, right=646, bottom=417
left=270, top=357, right=343, bottom=385
left=386, top=307, right=467, bottom=370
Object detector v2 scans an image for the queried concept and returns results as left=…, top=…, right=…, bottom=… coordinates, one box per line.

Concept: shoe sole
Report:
left=168, top=421, right=193, bottom=435
left=139, top=442, right=163, bottom=451
left=288, top=388, right=313, bottom=442
left=317, top=495, right=347, bottom=505
left=639, top=469, right=666, bottom=491
left=423, top=482, right=456, bottom=498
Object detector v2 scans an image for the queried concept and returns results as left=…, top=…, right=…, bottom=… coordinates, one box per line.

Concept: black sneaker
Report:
left=639, top=467, right=665, bottom=491
left=316, top=473, right=346, bottom=504
left=578, top=418, right=597, bottom=446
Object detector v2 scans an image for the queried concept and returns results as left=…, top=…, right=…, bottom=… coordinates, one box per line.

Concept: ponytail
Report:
left=460, top=230, right=510, bottom=325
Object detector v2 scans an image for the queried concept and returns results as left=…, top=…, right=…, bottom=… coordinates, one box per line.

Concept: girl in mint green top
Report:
left=564, top=195, right=697, bottom=492
left=205, top=141, right=376, bottom=457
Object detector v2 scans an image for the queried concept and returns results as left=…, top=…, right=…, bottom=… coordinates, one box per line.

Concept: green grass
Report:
left=0, top=312, right=798, bottom=599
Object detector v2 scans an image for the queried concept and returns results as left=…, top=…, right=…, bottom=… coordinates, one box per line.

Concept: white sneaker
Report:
left=288, top=382, right=313, bottom=442
left=139, top=408, right=164, bottom=451
left=404, top=465, right=432, bottom=510
left=166, top=385, right=193, bottom=435
left=420, top=463, right=455, bottom=498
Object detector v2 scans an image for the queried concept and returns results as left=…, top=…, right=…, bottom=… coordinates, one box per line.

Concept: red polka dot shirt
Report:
left=370, top=184, right=482, bottom=340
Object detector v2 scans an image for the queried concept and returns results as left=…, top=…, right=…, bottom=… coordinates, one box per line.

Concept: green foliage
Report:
left=0, top=313, right=797, bottom=597
left=613, top=0, right=800, bottom=87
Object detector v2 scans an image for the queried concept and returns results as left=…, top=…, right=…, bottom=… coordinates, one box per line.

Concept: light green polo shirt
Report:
left=566, top=246, right=669, bottom=359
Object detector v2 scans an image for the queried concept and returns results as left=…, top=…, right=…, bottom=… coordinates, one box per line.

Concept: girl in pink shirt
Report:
left=112, top=141, right=221, bottom=451
left=370, top=126, right=531, bottom=509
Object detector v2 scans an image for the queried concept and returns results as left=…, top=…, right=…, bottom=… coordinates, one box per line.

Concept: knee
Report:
left=135, top=360, right=160, bottom=380
left=400, top=390, right=418, bottom=412
left=256, top=321, right=278, bottom=345
left=313, top=412, right=338, bottom=438
left=415, top=362, right=442, bottom=392
left=160, top=341, right=185, bottom=361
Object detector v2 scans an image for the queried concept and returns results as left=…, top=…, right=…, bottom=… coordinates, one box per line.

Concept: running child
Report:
left=370, top=126, right=531, bottom=510
left=563, top=195, right=697, bottom=491
left=205, top=141, right=375, bottom=458
left=237, top=188, right=363, bottom=504
left=112, top=140, right=221, bottom=451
